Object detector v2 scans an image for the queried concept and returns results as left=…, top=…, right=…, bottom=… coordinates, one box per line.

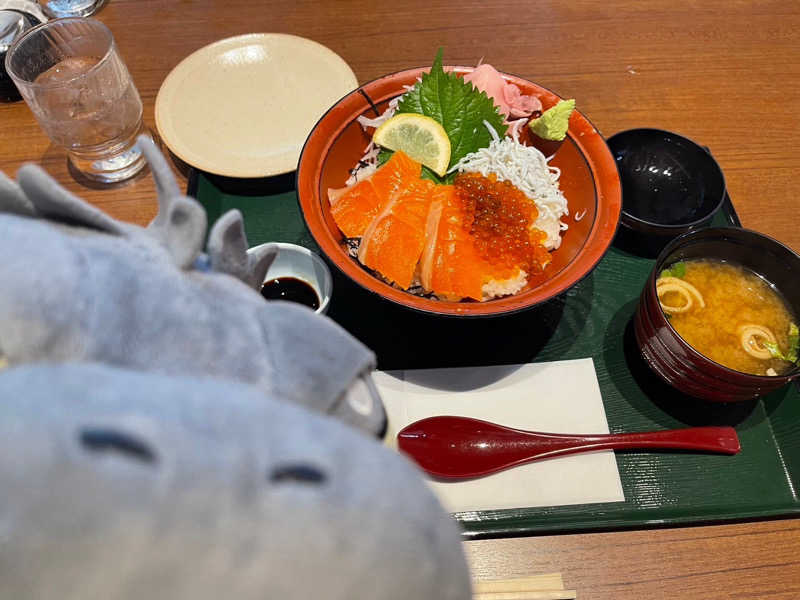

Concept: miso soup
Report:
left=656, top=259, right=798, bottom=376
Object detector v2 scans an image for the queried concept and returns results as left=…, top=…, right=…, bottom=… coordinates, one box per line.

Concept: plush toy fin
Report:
left=0, top=171, right=36, bottom=217
left=248, top=242, right=278, bottom=290
left=16, top=165, right=125, bottom=234
left=139, top=135, right=182, bottom=222
left=207, top=210, right=249, bottom=281
left=138, top=136, right=207, bottom=269
left=158, top=196, right=208, bottom=270
left=207, top=210, right=277, bottom=288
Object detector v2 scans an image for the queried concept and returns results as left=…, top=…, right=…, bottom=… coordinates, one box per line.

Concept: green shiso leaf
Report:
left=377, top=148, right=392, bottom=167
left=396, top=48, right=507, bottom=172
left=379, top=147, right=451, bottom=183
left=420, top=165, right=444, bottom=183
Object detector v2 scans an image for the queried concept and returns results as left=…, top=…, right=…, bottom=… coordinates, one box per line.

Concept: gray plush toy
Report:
left=0, top=136, right=385, bottom=434
left=0, top=363, right=472, bottom=599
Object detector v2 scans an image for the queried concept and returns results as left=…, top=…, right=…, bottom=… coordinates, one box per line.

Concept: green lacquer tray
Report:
left=188, top=170, right=800, bottom=540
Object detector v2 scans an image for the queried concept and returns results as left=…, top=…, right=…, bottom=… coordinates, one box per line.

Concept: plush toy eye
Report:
left=268, top=464, right=327, bottom=485
left=79, top=428, right=157, bottom=464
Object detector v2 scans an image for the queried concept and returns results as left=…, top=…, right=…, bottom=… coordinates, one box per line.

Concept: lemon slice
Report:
left=373, top=113, right=451, bottom=177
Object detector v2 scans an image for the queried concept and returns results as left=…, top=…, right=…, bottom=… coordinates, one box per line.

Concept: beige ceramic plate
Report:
left=155, top=33, right=357, bottom=178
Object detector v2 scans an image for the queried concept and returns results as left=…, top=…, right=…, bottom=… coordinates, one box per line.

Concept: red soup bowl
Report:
left=296, top=66, right=621, bottom=317
left=634, top=227, right=800, bottom=402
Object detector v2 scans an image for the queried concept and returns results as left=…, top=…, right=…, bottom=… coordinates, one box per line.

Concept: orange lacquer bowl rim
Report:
left=296, top=66, right=622, bottom=317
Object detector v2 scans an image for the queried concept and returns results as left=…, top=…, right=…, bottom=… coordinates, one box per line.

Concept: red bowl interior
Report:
left=297, top=67, right=622, bottom=316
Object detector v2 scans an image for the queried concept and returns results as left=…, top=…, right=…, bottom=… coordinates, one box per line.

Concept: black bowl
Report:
left=607, top=129, right=726, bottom=251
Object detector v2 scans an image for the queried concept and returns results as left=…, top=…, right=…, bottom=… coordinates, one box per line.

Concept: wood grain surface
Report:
left=2, top=1, right=799, bottom=597
left=2, top=0, right=799, bottom=253
left=465, top=519, right=800, bottom=599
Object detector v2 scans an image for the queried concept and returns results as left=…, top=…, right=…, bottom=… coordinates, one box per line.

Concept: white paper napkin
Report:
left=376, top=358, right=625, bottom=513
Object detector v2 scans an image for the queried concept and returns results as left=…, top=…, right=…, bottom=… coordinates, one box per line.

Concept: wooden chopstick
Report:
left=473, top=591, right=577, bottom=600
left=472, top=572, right=576, bottom=599
left=473, top=573, right=564, bottom=593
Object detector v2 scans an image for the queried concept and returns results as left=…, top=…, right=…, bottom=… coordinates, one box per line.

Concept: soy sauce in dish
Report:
left=261, top=277, right=320, bottom=311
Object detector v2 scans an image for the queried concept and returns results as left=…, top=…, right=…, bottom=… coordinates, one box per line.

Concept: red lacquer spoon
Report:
left=397, top=415, right=741, bottom=479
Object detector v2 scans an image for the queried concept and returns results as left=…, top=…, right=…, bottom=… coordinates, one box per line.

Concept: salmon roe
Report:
left=454, top=172, right=550, bottom=273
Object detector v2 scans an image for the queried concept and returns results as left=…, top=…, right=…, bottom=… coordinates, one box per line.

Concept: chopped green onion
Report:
left=763, top=323, right=799, bottom=364
left=763, top=340, right=784, bottom=360
left=787, top=323, right=799, bottom=363
left=659, top=261, right=686, bottom=279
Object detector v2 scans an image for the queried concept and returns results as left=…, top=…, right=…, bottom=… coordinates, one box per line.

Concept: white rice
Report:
left=482, top=269, right=527, bottom=300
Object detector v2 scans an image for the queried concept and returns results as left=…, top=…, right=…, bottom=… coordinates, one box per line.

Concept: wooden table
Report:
left=2, top=1, right=799, bottom=597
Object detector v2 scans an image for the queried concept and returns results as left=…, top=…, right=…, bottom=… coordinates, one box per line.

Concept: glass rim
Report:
left=4, top=17, right=115, bottom=89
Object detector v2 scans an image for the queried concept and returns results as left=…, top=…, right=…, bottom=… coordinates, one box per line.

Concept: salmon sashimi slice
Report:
left=357, top=177, right=435, bottom=290
left=328, top=151, right=421, bottom=238
left=419, top=185, right=491, bottom=301
left=328, top=181, right=380, bottom=238
left=369, top=149, right=420, bottom=198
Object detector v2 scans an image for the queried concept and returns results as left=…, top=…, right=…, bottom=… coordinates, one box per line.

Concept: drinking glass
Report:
left=38, top=0, right=106, bottom=19
left=5, top=17, right=148, bottom=183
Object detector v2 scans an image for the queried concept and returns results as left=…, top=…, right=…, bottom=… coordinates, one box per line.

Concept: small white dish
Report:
left=249, top=242, right=332, bottom=314
left=155, top=33, right=357, bottom=178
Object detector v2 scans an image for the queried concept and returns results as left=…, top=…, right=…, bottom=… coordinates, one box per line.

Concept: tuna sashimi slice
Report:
left=358, top=178, right=435, bottom=290
left=328, top=151, right=421, bottom=238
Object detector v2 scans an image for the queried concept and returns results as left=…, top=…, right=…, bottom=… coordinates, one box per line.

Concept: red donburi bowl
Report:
left=634, top=227, right=800, bottom=402
left=296, top=67, right=622, bottom=316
